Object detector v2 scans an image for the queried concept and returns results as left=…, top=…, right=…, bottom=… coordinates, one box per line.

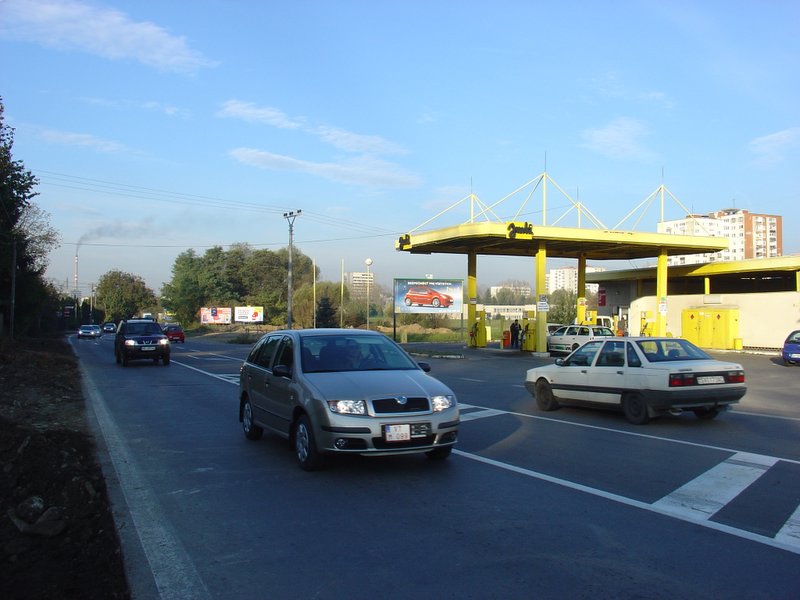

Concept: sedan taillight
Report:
left=726, top=370, right=745, bottom=383
left=669, top=373, right=695, bottom=387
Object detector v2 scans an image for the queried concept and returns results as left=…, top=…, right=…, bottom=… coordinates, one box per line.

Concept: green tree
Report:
left=548, top=288, right=577, bottom=325
left=1, top=97, right=60, bottom=336
left=315, top=296, right=338, bottom=328
left=96, top=270, right=157, bottom=321
left=161, top=249, right=205, bottom=325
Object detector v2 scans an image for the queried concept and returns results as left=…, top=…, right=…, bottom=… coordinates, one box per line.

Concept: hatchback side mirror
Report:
left=272, top=364, right=292, bottom=378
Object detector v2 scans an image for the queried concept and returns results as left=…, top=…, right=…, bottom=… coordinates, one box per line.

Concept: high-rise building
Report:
left=658, top=208, right=782, bottom=265
left=546, top=266, right=603, bottom=295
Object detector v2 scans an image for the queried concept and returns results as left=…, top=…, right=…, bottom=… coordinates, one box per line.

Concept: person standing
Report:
left=510, top=319, right=521, bottom=348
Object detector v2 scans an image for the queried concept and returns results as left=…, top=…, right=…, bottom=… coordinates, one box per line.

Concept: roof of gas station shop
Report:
left=395, top=221, right=728, bottom=261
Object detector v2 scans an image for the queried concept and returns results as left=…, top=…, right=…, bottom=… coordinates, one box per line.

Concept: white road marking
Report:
left=460, top=408, right=504, bottom=421
left=776, top=504, right=800, bottom=546
left=652, top=452, right=778, bottom=519
left=81, top=371, right=212, bottom=599
left=453, top=449, right=800, bottom=555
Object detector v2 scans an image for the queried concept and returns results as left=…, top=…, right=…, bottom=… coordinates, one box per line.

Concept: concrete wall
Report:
left=627, top=291, right=800, bottom=349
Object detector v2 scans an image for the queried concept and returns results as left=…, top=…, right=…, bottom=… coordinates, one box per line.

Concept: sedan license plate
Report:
left=697, top=375, right=725, bottom=385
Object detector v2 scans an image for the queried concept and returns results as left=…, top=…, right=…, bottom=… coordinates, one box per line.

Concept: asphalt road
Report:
left=70, top=334, right=800, bottom=600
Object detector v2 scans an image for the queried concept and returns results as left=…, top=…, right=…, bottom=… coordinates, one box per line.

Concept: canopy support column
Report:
left=467, top=251, right=477, bottom=327
left=535, top=242, right=548, bottom=353
left=655, top=248, right=668, bottom=337
left=576, top=253, right=587, bottom=324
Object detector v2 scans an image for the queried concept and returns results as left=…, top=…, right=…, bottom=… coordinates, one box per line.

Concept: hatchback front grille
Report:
left=372, top=396, right=429, bottom=414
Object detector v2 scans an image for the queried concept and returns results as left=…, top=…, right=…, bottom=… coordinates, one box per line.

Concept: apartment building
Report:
left=546, top=266, right=603, bottom=295
left=658, top=208, right=783, bottom=266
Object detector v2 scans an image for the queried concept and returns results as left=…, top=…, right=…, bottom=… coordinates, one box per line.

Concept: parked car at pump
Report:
left=162, top=324, right=185, bottom=343
left=238, top=328, right=459, bottom=470
left=114, top=319, right=170, bottom=366
left=403, top=286, right=454, bottom=308
left=782, top=330, right=800, bottom=366
left=78, top=324, right=102, bottom=339
left=547, top=324, right=616, bottom=354
left=525, top=337, right=746, bottom=424
left=102, top=322, right=116, bottom=334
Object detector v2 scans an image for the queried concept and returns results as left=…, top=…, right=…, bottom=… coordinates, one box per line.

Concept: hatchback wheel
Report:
left=241, top=398, right=263, bottom=440
left=294, top=414, right=325, bottom=471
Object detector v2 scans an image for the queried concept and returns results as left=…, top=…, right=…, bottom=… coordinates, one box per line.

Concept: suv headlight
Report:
left=328, top=400, right=366, bottom=415
left=124, top=339, right=137, bottom=346
left=431, top=395, right=455, bottom=412
left=159, top=338, right=169, bottom=345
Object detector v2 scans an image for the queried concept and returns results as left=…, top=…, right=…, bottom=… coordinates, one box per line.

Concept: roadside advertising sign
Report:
left=200, top=306, right=232, bottom=324
left=394, top=278, right=463, bottom=314
left=234, top=306, right=264, bottom=322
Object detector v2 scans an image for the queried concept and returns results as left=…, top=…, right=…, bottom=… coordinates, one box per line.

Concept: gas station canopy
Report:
left=396, top=221, right=729, bottom=260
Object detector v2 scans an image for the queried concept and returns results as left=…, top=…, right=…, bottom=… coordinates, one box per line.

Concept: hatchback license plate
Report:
left=384, top=424, right=411, bottom=442
left=697, top=375, right=724, bottom=385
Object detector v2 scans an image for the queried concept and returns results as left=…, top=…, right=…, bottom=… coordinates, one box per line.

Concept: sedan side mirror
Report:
left=555, top=358, right=565, bottom=366
left=417, top=361, right=431, bottom=373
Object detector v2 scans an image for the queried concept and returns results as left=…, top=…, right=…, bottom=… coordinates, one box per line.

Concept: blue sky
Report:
left=1, top=0, right=798, bottom=296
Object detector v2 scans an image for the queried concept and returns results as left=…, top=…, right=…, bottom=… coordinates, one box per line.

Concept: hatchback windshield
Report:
left=301, top=334, right=417, bottom=373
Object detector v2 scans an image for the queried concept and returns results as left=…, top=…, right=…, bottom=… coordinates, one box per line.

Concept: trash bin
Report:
left=502, top=330, right=511, bottom=349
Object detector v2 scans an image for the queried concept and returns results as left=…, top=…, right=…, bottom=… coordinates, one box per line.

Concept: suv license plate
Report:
left=697, top=375, right=724, bottom=384
left=141, top=346, right=156, bottom=351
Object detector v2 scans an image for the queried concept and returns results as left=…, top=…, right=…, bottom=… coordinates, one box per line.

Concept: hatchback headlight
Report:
left=328, top=400, right=366, bottom=415
left=431, top=395, right=455, bottom=412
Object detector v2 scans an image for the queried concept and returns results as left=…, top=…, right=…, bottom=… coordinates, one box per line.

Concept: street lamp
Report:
left=283, top=209, right=301, bottom=329
left=365, top=258, right=372, bottom=330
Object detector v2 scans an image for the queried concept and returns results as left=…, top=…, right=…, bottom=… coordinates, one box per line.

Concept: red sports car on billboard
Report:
left=404, top=286, right=454, bottom=308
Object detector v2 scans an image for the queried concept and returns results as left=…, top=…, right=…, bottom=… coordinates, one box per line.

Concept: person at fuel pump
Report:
left=510, top=319, right=521, bottom=348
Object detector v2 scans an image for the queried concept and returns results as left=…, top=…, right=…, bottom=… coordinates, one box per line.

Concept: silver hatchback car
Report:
left=239, top=329, right=460, bottom=470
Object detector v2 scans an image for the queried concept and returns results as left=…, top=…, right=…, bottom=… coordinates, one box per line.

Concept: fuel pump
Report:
left=472, top=310, right=488, bottom=348
left=520, top=311, right=536, bottom=351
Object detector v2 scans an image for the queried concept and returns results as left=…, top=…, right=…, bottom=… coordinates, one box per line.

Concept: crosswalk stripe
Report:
left=651, top=452, right=779, bottom=520
left=775, top=504, right=800, bottom=546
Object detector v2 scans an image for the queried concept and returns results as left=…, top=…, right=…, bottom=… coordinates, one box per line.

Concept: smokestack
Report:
left=74, top=254, right=78, bottom=295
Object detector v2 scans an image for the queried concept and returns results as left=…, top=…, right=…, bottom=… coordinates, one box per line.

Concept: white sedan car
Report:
left=547, top=324, right=616, bottom=354
left=525, top=337, right=746, bottom=424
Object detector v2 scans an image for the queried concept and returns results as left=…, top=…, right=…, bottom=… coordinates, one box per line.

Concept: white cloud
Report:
left=0, top=0, right=216, bottom=74
left=313, top=126, right=406, bottom=155
left=40, top=128, right=128, bottom=153
left=580, top=117, right=657, bottom=161
left=229, top=148, right=421, bottom=188
left=217, top=100, right=302, bottom=129
left=749, top=127, right=800, bottom=166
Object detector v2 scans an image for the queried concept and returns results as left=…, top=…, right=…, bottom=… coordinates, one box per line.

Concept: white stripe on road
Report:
left=453, top=449, right=800, bottom=555
left=776, top=504, right=800, bottom=546
left=651, top=452, right=778, bottom=519
left=82, top=371, right=211, bottom=599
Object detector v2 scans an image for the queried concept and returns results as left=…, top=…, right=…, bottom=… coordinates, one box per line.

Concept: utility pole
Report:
left=283, top=210, right=301, bottom=329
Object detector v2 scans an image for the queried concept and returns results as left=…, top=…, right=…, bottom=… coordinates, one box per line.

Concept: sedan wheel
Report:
left=693, top=407, right=719, bottom=420
left=294, top=414, right=325, bottom=471
left=622, top=393, right=650, bottom=424
left=241, top=398, right=263, bottom=440
left=534, top=379, right=560, bottom=411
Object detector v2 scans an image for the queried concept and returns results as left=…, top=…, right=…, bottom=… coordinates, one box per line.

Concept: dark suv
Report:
left=114, top=319, right=170, bottom=366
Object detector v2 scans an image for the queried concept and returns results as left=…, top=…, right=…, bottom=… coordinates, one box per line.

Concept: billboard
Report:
left=394, top=278, right=463, bottom=314
left=200, top=306, right=232, bottom=324
left=234, top=306, right=265, bottom=323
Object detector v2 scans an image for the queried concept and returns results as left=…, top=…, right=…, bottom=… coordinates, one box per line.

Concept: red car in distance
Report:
left=163, top=324, right=185, bottom=343
left=404, top=286, right=454, bottom=308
